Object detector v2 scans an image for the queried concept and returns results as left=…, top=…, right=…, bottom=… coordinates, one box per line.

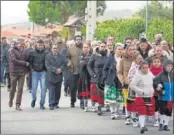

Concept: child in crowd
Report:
left=127, top=54, right=143, bottom=127
left=149, top=57, right=163, bottom=127
left=130, top=61, right=155, bottom=134
left=153, top=59, right=173, bottom=131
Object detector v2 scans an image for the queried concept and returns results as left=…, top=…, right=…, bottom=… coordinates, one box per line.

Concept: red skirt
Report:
left=90, top=83, right=104, bottom=104
left=135, top=97, right=155, bottom=116
left=127, top=100, right=136, bottom=112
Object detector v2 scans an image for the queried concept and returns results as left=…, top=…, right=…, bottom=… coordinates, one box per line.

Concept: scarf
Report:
left=150, top=64, right=163, bottom=76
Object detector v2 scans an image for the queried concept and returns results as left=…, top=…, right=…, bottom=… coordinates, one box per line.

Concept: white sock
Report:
left=125, top=108, right=130, bottom=117
left=131, top=112, right=136, bottom=119
left=164, top=115, right=170, bottom=126
left=139, top=115, right=146, bottom=128
left=110, top=103, right=116, bottom=113
left=115, top=103, right=120, bottom=113
left=160, top=115, right=165, bottom=124
left=154, top=111, right=159, bottom=121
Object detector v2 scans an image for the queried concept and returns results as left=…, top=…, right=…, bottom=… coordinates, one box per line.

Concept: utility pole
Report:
left=85, top=1, right=97, bottom=40
left=145, top=0, right=148, bottom=39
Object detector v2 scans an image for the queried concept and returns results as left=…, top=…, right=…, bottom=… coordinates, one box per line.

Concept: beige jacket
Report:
left=67, top=45, right=83, bottom=74
left=117, top=51, right=139, bottom=85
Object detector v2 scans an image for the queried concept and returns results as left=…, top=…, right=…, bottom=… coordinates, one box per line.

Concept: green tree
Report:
left=134, top=1, right=173, bottom=21
left=27, top=1, right=106, bottom=25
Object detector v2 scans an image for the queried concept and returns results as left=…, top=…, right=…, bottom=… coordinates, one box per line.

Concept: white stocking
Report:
left=139, top=115, right=146, bottom=128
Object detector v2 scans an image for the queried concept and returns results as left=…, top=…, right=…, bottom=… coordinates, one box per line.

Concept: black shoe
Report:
left=97, top=106, right=102, bottom=116
left=71, top=103, right=75, bottom=107
left=40, top=105, right=45, bottom=110
left=31, top=100, right=36, bottom=108
left=49, top=106, right=54, bottom=110
left=159, top=124, right=164, bottom=131
left=164, top=125, right=170, bottom=131
left=140, top=127, right=145, bottom=134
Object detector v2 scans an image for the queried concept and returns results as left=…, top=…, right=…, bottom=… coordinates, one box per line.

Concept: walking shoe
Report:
left=40, top=105, right=45, bottom=110
left=125, top=116, right=131, bottom=125
left=153, top=120, right=159, bottom=127
left=31, top=100, right=36, bottom=108
left=159, top=124, right=164, bottom=131
left=97, top=106, right=102, bottom=116
left=84, top=107, right=88, bottom=112
left=16, top=106, right=22, bottom=111
left=111, top=113, right=115, bottom=120
left=8, top=100, right=13, bottom=107
left=140, top=127, right=146, bottom=134
left=132, top=118, right=139, bottom=127
left=71, top=103, right=75, bottom=108
left=49, top=106, right=54, bottom=110
left=164, top=125, right=170, bottom=131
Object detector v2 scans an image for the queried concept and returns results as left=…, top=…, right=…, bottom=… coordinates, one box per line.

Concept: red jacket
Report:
left=150, top=64, right=163, bottom=96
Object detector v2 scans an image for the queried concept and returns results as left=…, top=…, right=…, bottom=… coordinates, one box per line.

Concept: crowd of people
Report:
left=0, top=33, right=173, bottom=134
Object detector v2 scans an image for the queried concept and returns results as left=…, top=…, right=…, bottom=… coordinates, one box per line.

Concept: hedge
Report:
left=94, top=17, right=173, bottom=44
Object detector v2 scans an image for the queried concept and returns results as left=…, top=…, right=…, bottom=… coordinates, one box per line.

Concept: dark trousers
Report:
left=26, top=72, right=32, bottom=90
left=69, top=74, right=79, bottom=104
left=9, top=74, right=25, bottom=106
left=159, top=100, right=172, bottom=116
left=48, top=81, right=62, bottom=107
left=4, top=72, right=10, bottom=89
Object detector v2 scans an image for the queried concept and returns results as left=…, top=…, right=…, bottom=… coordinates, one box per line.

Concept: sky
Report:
left=1, top=1, right=146, bottom=25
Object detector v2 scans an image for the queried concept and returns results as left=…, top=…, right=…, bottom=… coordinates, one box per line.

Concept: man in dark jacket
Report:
left=29, top=40, right=47, bottom=110
left=45, top=44, right=65, bottom=110
left=9, top=39, right=29, bottom=111
left=0, top=37, right=10, bottom=87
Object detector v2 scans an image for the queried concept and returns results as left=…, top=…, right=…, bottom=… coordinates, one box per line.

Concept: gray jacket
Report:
left=45, top=52, right=65, bottom=83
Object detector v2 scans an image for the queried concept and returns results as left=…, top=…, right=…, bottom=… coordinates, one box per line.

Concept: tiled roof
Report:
left=1, top=30, right=19, bottom=38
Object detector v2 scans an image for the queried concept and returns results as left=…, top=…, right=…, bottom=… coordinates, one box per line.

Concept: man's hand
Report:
left=56, top=68, right=62, bottom=74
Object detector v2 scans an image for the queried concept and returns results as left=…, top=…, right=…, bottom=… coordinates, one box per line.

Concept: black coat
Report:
left=29, top=48, right=47, bottom=72
left=102, top=53, right=116, bottom=86
left=87, top=47, right=109, bottom=84
left=102, top=53, right=122, bottom=90
left=45, top=52, right=65, bottom=83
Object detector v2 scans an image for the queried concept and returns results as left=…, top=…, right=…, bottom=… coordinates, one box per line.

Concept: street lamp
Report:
left=145, top=1, right=148, bottom=39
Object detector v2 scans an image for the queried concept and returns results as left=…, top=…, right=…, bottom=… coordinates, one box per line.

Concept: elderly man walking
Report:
left=9, top=40, right=29, bottom=111
left=45, top=44, right=65, bottom=110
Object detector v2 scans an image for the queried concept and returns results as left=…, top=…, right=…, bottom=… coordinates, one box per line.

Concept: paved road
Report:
left=1, top=85, right=173, bottom=134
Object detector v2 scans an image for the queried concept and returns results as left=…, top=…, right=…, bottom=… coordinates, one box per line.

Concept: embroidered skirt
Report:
left=104, top=85, right=123, bottom=104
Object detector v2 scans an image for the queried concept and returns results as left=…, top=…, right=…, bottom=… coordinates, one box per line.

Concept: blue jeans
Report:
left=31, top=71, right=46, bottom=105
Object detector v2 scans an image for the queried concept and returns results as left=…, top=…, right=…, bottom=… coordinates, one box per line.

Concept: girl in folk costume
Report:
left=117, top=44, right=139, bottom=125
left=103, top=45, right=124, bottom=120
left=153, top=59, right=173, bottom=131
left=149, top=56, right=163, bottom=127
left=87, top=41, right=110, bottom=115
left=130, top=61, right=155, bottom=134
left=77, top=43, right=92, bottom=112
left=127, top=54, right=143, bottom=127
